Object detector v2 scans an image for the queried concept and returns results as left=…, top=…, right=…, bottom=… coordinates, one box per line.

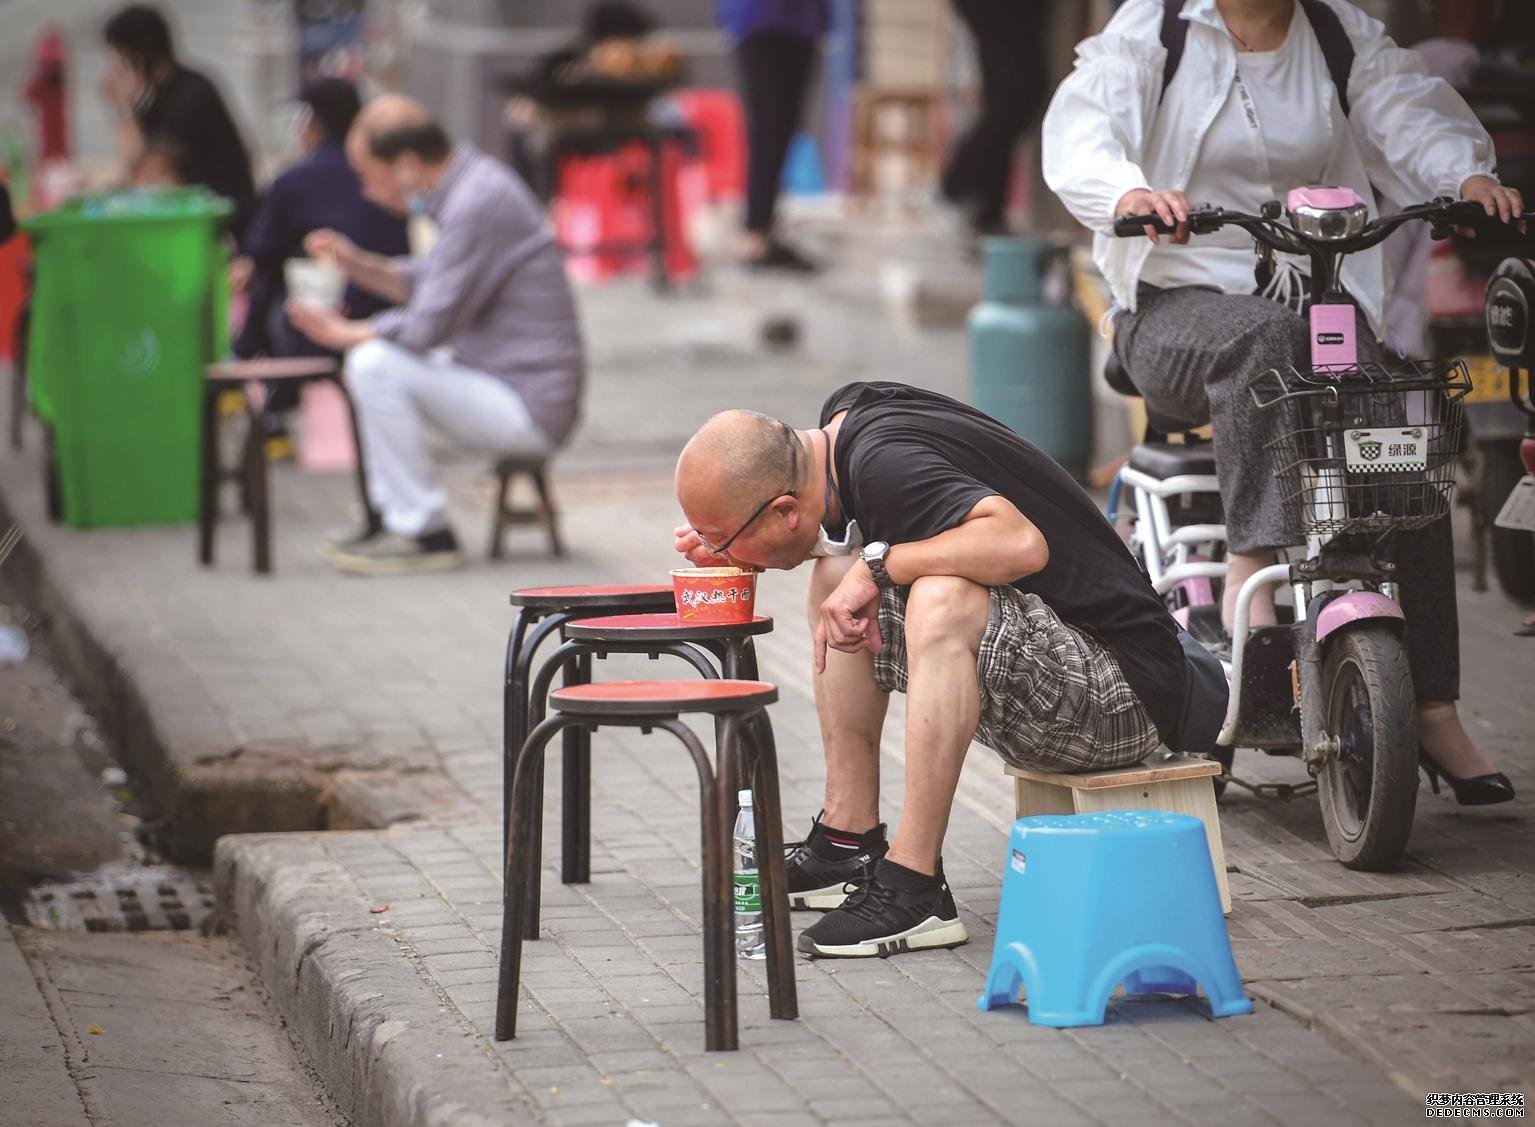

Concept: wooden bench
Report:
left=1005, top=753, right=1231, bottom=914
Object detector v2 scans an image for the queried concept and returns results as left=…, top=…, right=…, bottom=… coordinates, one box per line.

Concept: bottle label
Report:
left=733, top=871, right=760, bottom=914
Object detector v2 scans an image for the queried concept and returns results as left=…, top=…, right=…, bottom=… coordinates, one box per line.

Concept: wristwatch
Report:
left=861, top=541, right=894, bottom=590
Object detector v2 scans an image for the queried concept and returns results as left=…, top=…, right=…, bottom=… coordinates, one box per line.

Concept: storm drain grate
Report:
left=24, top=868, right=215, bottom=932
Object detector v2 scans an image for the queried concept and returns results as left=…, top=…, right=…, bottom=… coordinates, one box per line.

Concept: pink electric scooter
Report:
left=1108, top=189, right=1508, bottom=870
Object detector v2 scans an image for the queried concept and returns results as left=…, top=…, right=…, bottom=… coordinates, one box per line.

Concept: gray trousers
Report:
left=1112, top=285, right=1459, bottom=701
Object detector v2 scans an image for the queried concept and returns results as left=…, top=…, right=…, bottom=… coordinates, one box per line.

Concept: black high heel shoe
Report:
left=1419, top=747, right=1516, bottom=806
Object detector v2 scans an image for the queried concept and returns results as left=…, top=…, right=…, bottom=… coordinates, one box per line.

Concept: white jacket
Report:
left=1040, top=0, right=1497, bottom=335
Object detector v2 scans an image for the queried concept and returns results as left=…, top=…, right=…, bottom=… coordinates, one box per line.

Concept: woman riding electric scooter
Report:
left=1042, top=0, right=1517, bottom=804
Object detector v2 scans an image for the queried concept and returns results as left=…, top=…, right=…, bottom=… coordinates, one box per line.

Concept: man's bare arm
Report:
left=883, top=495, right=1048, bottom=587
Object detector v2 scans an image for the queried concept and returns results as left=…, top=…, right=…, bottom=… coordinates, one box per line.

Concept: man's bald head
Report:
left=677, top=411, right=819, bottom=570
left=346, top=95, right=451, bottom=214
left=678, top=410, right=799, bottom=516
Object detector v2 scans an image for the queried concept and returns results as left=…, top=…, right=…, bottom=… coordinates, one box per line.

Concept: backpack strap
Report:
left=1159, top=0, right=1189, bottom=105
left=1161, top=0, right=1355, bottom=116
left=1297, top=0, right=1355, bottom=117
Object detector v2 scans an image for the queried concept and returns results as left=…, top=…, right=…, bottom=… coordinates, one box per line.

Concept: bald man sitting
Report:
left=288, top=96, right=584, bottom=575
left=674, top=381, right=1227, bottom=958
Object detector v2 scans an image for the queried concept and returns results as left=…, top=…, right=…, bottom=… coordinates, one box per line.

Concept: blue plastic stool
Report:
left=978, top=810, right=1253, bottom=1027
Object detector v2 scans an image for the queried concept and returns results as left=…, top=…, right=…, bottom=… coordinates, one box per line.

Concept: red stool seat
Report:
left=549, top=679, right=778, bottom=717
left=565, top=613, right=773, bottom=642
left=509, top=583, right=675, bottom=610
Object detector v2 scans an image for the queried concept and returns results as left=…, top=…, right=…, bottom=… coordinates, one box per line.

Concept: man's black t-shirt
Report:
left=821, top=380, right=1188, bottom=745
left=136, top=65, right=257, bottom=238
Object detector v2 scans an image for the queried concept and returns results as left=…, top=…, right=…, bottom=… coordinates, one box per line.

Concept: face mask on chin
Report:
left=810, top=518, right=862, bottom=558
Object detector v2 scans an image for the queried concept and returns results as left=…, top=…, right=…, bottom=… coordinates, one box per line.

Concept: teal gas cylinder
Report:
left=968, top=237, right=1092, bottom=483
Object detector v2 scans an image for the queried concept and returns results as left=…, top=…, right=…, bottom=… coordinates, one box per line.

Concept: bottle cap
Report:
left=738, top=789, right=753, bottom=806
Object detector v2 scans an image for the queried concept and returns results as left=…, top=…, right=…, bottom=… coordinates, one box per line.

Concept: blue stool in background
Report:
left=978, top=810, right=1253, bottom=1027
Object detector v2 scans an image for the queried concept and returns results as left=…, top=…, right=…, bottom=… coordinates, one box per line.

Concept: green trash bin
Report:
left=23, top=188, right=231, bottom=527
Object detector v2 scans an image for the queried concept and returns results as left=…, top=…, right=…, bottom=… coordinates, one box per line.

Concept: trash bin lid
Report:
left=22, top=187, right=233, bottom=232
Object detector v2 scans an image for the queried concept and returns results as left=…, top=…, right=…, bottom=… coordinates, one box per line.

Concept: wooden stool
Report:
left=490, top=456, right=563, bottom=559
left=199, top=358, right=373, bottom=575
left=850, top=86, right=944, bottom=210
left=1006, top=754, right=1231, bottom=914
left=497, top=679, right=797, bottom=1052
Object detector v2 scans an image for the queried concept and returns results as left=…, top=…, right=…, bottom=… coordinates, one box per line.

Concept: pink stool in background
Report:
left=297, top=378, right=358, bottom=473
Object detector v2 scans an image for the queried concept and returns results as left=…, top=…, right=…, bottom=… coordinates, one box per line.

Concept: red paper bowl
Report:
left=670, top=567, right=758, bottom=624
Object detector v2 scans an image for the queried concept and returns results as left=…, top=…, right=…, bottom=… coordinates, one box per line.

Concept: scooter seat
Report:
left=1128, top=442, right=1219, bottom=481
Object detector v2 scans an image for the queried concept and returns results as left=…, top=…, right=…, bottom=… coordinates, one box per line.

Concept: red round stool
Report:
left=502, top=585, right=678, bottom=887
left=496, top=679, right=797, bottom=1053
left=501, top=584, right=773, bottom=890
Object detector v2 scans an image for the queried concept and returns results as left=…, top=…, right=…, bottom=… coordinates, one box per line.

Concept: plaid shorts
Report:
left=873, top=583, right=1163, bottom=774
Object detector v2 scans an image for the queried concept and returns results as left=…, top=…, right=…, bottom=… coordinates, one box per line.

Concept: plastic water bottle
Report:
left=733, top=789, right=765, bottom=960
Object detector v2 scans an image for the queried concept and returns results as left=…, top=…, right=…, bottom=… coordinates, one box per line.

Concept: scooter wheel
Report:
left=1317, top=624, right=1419, bottom=871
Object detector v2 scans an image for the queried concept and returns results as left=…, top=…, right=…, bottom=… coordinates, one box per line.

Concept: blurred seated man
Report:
left=236, top=78, right=409, bottom=363
left=235, top=78, right=410, bottom=452
left=287, top=97, right=585, bottom=576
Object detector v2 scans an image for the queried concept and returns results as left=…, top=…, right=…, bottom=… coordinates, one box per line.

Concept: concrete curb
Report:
left=215, top=832, right=533, bottom=1127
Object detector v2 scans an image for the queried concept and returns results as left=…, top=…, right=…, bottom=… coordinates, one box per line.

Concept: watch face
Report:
left=863, top=541, right=890, bottom=560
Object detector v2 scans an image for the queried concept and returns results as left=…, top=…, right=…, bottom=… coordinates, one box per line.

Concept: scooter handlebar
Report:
left=1112, top=206, right=1226, bottom=238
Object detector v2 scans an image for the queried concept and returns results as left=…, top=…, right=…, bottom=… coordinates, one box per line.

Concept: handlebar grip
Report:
left=1113, top=213, right=1176, bottom=237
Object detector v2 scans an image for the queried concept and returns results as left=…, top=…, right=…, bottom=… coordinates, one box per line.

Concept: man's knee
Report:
left=904, top=575, right=989, bottom=652
left=809, top=553, right=857, bottom=605
left=344, top=338, right=405, bottom=395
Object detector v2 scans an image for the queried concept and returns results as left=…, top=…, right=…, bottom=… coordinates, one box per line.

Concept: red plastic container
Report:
left=671, top=567, right=757, bottom=624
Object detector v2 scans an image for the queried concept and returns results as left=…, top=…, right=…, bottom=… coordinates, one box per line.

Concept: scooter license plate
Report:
left=1495, top=475, right=1535, bottom=532
left=1342, top=427, right=1426, bottom=472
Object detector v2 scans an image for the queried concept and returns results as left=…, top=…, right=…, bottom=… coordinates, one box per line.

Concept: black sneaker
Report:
left=784, top=814, right=887, bottom=911
left=797, top=861, right=969, bottom=959
left=746, top=236, right=821, bottom=274
left=321, top=511, right=385, bottom=560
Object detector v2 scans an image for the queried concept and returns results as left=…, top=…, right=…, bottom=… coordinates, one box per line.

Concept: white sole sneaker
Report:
left=797, top=915, right=970, bottom=959
left=789, top=883, right=853, bottom=911
left=328, top=549, right=464, bottom=577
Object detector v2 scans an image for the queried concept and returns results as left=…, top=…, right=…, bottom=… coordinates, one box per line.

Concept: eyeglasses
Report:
left=697, top=489, right=797, bottom=558
left=695, top=424, right=801, bottom=559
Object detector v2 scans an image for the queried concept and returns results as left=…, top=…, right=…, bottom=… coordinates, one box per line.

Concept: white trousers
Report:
left=345, top=338, right=551, bottom=537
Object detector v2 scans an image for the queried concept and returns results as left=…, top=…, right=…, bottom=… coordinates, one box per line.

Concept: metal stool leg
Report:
left=707, top=714, right=743, bottom=1052
left=501, top=607, right=531, bottom=863
left=496, top=714, right=575, bottom=1041
left=561, top=653, right=593, bottom=884
left=746, top=710, right=797, bottom=1021
left=657, top=717, right=733, bottom=1051
left=503, top=613, right=564, bottom=867
left=521, top=638, right=586, bottom=937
